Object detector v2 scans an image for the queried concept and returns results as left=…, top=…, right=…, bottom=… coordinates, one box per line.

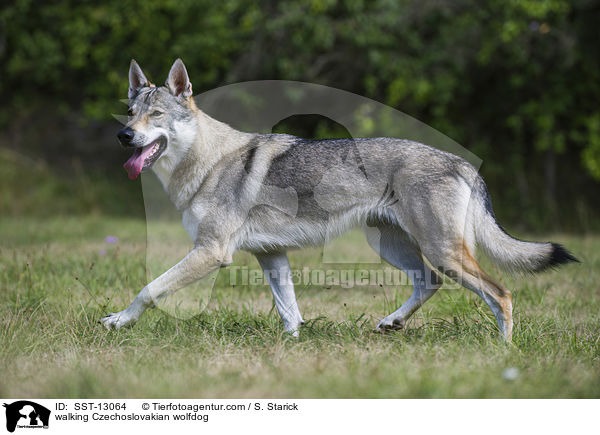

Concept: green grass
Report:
left=1, top=216, right=599, bottom=398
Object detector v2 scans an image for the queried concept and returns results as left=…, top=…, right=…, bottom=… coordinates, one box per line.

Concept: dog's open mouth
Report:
left=123, top=137, right=167, bottom=180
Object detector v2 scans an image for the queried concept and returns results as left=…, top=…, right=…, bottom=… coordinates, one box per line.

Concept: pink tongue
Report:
left=123, top=145, right=155, bottom=180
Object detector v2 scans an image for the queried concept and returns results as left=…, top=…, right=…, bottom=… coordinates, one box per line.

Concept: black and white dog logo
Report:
left=3, top=401, right=50, bottom=432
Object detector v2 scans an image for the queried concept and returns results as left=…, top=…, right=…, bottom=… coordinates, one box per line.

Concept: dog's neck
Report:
left=153, top=106, right=254, bottom=211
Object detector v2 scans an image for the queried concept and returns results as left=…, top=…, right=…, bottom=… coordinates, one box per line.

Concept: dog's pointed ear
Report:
left=166, top=58, right=193, bottom=98
left=128, top=59, right=149, bottom=99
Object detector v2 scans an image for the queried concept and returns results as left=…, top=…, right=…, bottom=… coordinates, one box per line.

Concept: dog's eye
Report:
left=127, top=108, right=134, bottom=117
left=151, top=110, right=163, bottom=117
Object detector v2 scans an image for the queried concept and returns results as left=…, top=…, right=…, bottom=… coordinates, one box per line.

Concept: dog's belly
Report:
left=235, top=204, right=370, bottom=252
left=237, top=221, right=328, bottom=251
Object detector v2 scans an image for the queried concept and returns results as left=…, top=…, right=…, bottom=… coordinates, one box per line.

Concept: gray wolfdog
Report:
left=102, top=58, right=578, bottom=341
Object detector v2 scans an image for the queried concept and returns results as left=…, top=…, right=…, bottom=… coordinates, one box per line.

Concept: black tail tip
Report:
left=548, top=243, right=580, bottom=268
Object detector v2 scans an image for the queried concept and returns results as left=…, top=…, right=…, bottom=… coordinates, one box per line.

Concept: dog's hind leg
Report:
left=458, top=249, right=513, bottom=341
left=255, top=251, right=304, bottom=336
left=368, top=226, right=442, bottom=331
left=422, top=243, right=513, bottom=341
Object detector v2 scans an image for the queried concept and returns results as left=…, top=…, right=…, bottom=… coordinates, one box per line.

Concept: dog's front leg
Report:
left=101, top=247, right=225, bottom=329
left=255, top=252, right=304, bottom=336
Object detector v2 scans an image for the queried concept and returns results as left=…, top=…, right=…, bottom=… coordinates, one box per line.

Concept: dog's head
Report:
left=118, top=59, right=198, bottom=180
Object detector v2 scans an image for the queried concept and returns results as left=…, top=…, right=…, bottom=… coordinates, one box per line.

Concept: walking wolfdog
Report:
left=102, top=58, right=578, bottom=341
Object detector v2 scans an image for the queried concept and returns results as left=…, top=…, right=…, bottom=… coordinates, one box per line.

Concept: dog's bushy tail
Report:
left=472, top=177, right=579, bottom=273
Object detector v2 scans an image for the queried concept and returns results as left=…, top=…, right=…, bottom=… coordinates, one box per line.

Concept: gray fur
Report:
left=102, top=59, right=578, bottom=341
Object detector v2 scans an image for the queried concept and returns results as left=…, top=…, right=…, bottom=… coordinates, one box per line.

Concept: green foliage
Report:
left=1, top=0, right=252, bottom=119
left=582, top=113, right=600, bottom=179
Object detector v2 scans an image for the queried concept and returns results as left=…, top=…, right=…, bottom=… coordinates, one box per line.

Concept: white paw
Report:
left=375, top=317, right=405, bottom=332
left=100, top=309, right=138, bottom=329
left=284, top=320, right=304, bottom=337
left=286, top=328, right=300, bottom=338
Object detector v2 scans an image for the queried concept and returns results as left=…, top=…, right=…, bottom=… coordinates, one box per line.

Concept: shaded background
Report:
left=1, top=0, right=599, bottom=231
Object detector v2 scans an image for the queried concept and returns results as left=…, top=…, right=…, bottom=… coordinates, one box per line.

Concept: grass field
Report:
left=1, top=216, right=599, bottom=398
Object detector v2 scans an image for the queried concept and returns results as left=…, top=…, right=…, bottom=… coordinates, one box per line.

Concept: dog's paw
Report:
left=283, top=320, right=304, bottom=338
left=100, top=310, right=138, bottom=330
left=285, top=329, right=300, bottom=338
left=375, top=317, right=405, bottom=333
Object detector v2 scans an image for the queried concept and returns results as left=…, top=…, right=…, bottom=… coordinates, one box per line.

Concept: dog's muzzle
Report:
left=117, top=127, right=135, bottom=147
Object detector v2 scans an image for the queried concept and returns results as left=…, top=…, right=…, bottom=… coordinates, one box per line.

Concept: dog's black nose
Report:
left=117, top=127, right=135, bottom=146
